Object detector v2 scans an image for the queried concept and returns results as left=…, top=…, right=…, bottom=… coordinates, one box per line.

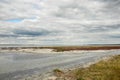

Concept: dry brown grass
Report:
left=51, top=46, right=120, bottom=52
left=55, top=55, right=120, bottom=80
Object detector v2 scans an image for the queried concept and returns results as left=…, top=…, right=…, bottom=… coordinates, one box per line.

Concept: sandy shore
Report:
left=0, top=48, right=56, bottom=54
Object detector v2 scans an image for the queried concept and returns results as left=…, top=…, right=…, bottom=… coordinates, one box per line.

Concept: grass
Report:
left=55, top=55, right=120, bottom=80
left=53, top=69, right=63, bottom=73
left=51, top=46, right=120, bottom=52
left=53, top=69, right=64, bottom=77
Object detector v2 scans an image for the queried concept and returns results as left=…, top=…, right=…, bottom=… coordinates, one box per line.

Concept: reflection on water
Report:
left=0, top=50, right=120, bottom=80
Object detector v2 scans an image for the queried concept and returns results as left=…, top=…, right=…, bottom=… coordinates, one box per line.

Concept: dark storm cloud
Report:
left=13, top=29, right=51, bottom=37
left=100, top=0, right=120, bottom=17
left=0, top=34, right=17, bottom=37
left=0, top=0, right=9, bottom=3
left=110, top=35, right=120, bottom=38
left=87, top=24, right=120, bottom=32
left=108, top=34, right=120, bottom=39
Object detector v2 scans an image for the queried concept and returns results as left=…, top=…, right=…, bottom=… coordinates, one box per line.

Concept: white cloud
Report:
left=0, top=0, right=120, bottom=45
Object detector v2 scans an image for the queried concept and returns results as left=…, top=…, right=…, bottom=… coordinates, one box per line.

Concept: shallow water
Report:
left=0, top=50, right=120, bottom=80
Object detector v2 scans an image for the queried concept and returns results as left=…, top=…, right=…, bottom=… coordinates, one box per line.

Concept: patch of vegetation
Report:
left=51, top=46, right=120, bottom=52
left=53, top=69, right=63, bottom=73
left=56, top=55, right=120, bottom=80
left=53, top=69, right=64, bottom=77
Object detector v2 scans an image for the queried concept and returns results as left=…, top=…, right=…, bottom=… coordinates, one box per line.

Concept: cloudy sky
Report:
left=0, top=0, right=120, bottom=45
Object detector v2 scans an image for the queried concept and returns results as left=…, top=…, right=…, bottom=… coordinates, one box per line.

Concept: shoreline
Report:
left=19, top=54, right=118, bottom=80
left=0, top=46, right=120, bottom=54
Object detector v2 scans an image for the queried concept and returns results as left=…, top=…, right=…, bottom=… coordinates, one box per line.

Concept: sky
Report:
left=0, top=0, right=120, bottom=46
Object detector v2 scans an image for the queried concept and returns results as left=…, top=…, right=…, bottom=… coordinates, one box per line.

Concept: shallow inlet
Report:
left=0, top=50, right=120, bottom=80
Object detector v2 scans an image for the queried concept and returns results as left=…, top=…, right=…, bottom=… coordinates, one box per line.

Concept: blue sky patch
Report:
left=5, top=19, right=23, bottom=23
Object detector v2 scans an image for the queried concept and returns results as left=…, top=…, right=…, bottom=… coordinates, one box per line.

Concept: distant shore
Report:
left=0, top=45, right=120, bottom=53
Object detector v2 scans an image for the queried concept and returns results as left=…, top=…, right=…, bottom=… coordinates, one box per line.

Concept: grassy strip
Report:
left=52, top=46, right=120, bottom=52
left=54, top=55, right=120, bottom=80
